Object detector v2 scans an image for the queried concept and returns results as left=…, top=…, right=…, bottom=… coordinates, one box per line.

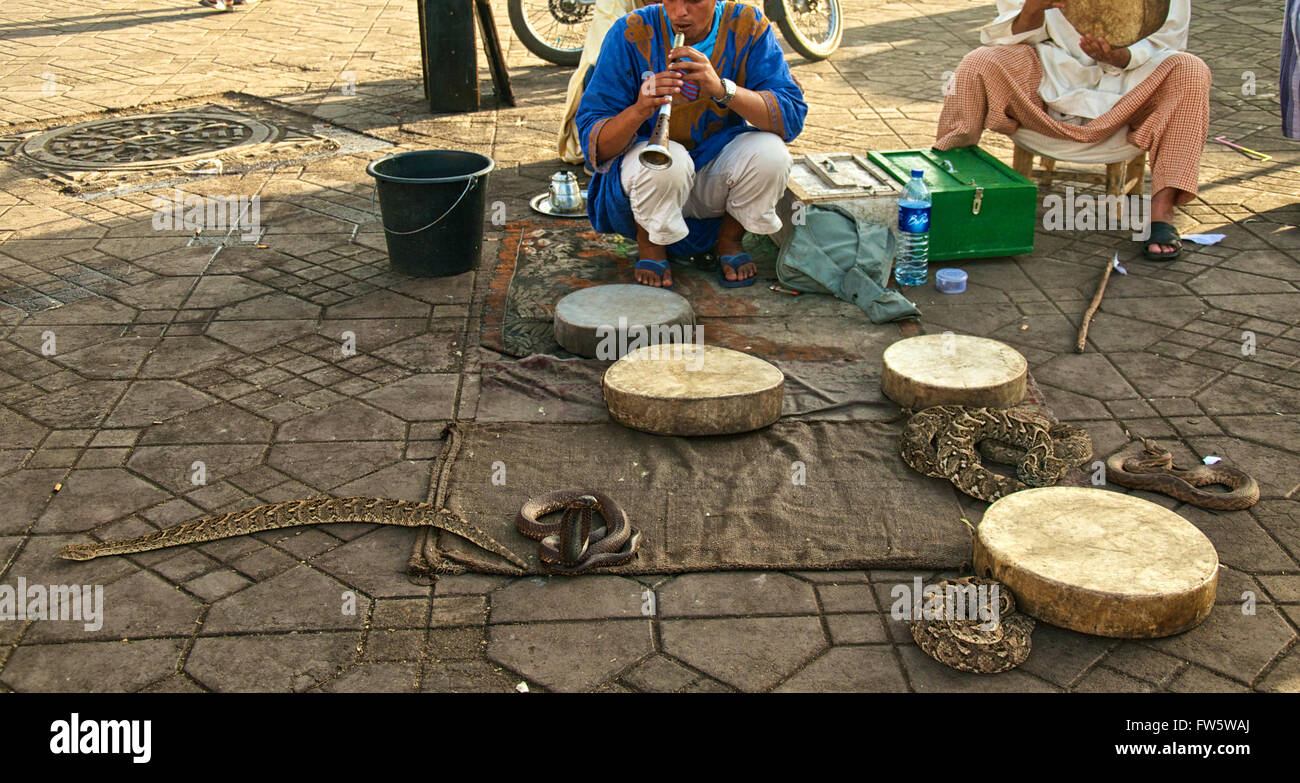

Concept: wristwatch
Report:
left=712, top=78, right=737, bottom=109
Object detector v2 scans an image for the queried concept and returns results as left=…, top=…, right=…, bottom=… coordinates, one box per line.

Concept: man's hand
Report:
left=634, top=70, right=682, bottom=121
left=1012, top=0, right=1065, bottom=34
left=1024, top=0, right=1066, bottom=13
left=668, top=45, right=724, bottom=101
left=1079, top=33, right=1131, bottom=67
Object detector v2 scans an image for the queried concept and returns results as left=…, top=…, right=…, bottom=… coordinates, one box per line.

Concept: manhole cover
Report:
left=0, top=93, right=391, bottom=197
left=16, top=112, right=279, bottom=170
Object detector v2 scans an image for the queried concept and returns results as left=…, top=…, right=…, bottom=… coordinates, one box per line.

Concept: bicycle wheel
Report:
left=768, top=0, right=843, bottom=61
left=507, top=0, right=592, bottom=66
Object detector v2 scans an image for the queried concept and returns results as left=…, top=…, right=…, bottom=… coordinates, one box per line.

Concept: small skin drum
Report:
left=881, top=334, right=1027, bottom=410
left=974, top=487, right=1218, bottom=638
left=602, top=345, right=784, bottom=436
left=554, top=284, right=696, bottom=360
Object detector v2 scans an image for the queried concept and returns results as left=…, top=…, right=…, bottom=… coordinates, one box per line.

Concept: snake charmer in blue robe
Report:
left=576, top=1, right=807, bottom=255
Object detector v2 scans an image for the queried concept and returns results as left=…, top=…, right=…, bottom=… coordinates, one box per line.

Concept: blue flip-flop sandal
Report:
left=634, top=258, right=673, bottom=290
left=718, top=253, right=757, bottom=288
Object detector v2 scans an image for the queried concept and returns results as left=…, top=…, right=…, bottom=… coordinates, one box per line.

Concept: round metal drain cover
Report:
left=17, top=112, right=278, bottom=170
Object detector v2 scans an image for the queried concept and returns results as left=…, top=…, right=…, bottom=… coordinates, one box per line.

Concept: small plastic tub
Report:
left=935, top=268, right=967, bottom=294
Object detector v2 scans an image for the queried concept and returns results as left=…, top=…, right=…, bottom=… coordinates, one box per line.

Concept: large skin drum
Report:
left=602, top=345, right=784, bottom=436
left=554, top=284, right=695, bottom=360
left=881, top=334, right=1027, bottom=410
left=974, top=487, right=1218, bottom=638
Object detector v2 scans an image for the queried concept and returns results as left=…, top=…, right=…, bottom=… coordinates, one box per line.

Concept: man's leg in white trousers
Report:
left=620, top=139, right=694, bottom=287
left=684, top=131, right=792, bottom=283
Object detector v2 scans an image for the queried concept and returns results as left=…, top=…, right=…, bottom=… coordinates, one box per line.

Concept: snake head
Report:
left=1125, top=438, right=1175, bottom=472
left=1140, top=438, right=1167, bottom=456
left=558, top=497, right=597, bottom=566
left=59, top=544, right=97, bottom=561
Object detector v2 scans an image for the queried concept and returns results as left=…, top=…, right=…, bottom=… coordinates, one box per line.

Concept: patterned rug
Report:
left=479, top=218, right=893, bottom=360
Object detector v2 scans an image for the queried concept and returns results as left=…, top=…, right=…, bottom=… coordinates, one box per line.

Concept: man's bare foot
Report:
left=717, top=214, right=755, bottom=283
left=1147, top=187, right=1180, bottom=256
left=635, top=226, right=672, bottom=287
left=634, top=261, right=673, bottom=287
left=718, top=254, right=756, bottom=283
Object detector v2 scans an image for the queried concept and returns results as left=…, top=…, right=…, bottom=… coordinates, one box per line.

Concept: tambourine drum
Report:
left=974, top=487, right=1218, bottom=638
left=881, top=334, right=1027, bottom=410
left=1061, top=0, right=1171, bottom=48
left=602, top=345, right=784, bottom=436
left=553, top=284, right=695, bottom=360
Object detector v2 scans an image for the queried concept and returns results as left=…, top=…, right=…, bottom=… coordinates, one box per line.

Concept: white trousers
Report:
left=619, top=131, right=793, bottom=247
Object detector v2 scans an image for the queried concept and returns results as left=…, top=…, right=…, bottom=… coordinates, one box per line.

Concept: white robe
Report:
left=981, top=0, right=1190, bottom=120
left=558, top=0, right=641, bottom=164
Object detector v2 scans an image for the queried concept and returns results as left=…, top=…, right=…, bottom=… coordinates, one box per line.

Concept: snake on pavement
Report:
left=902, top=405, right=1093, bottom=503
left=516, top=490, right=642, bottom=573
left=909, top=576, right=1036, bottom=674
left=1105, top=438, right=1260, bottom=510
left=60, top=496, right=529, bottom=570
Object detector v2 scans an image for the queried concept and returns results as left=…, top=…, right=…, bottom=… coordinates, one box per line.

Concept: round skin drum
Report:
left=881, top=334, right=1027, bottom=410
left=602, top=345, right=784, bottom=436
left=554, top=284, right=695, bottom=360
left=1061, top=0, right=1171, bottom=48
left=973, top=487, right=1218, bottom=638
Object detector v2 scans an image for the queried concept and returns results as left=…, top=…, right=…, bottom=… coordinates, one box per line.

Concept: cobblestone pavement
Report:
left=0, top=0, right=1297, bottom=692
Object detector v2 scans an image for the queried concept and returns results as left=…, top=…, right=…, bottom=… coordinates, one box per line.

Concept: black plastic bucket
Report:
left=366, top=150, right=494, bottom=278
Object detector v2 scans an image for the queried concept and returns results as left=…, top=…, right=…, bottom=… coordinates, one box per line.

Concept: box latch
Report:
left=970, top=180, right=984, bottom=215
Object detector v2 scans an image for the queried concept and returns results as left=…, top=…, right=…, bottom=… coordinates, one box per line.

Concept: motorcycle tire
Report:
left=766, top=0, right=843, bottom=61
left=507, top=0, right=587, bottom=66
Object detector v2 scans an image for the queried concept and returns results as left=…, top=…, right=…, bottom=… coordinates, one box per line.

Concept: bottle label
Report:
left=899, top=204, right=930, bottom=234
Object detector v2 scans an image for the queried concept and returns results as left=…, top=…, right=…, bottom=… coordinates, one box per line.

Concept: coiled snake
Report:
left=515, top=490, right=642, bottom=573
left=909, top=576, right=1035, bottom=674
left=901, top=405, right=1093, bottom=503
left=1104, top=438, right=1259, bottom=511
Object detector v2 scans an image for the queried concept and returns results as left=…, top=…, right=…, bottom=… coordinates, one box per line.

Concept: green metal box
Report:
left=867, top=147, right=1037, bottom=261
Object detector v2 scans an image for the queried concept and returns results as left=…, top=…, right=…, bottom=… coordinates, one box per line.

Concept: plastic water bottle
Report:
left=894, top=169, right=931, bottom=287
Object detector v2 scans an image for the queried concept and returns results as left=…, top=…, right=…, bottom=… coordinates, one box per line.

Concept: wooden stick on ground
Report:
left=1076, top=253, right=1117, bottom=353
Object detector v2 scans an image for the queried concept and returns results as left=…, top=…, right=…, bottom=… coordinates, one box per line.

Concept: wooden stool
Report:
left=1012, top=142, right=1147, bottom=198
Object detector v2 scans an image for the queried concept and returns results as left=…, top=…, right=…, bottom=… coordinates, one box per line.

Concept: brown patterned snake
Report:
left=516, top=490, right=642, bottom=573
left=1105, top=438, right=1260, bottom=510
left=902, top=405, right=1093, bottom=503
left=60, top=496, right=529, bottom=569
left=909, top=576, right=1035, bottom=674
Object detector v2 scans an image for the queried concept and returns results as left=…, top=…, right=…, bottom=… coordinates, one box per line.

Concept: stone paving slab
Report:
left=0, top=0, right=1297, bottom=692
left=488, top=619, right=653, bottom=693
left=660, top=616, right=827, bottom=691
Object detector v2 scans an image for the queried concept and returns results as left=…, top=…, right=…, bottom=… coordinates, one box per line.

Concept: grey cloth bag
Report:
left=775, top=203, right=920, bottom=323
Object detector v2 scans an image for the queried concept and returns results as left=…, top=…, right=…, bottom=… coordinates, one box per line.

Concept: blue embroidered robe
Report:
left=576, top=2, right=807, bottom=254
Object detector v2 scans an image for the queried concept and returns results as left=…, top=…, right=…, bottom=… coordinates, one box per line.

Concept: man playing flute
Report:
left=576, top=0, right=807, bottom=288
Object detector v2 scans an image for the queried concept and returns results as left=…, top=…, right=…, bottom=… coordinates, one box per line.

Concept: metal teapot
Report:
left=548, top=171, right=583, bottom=213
